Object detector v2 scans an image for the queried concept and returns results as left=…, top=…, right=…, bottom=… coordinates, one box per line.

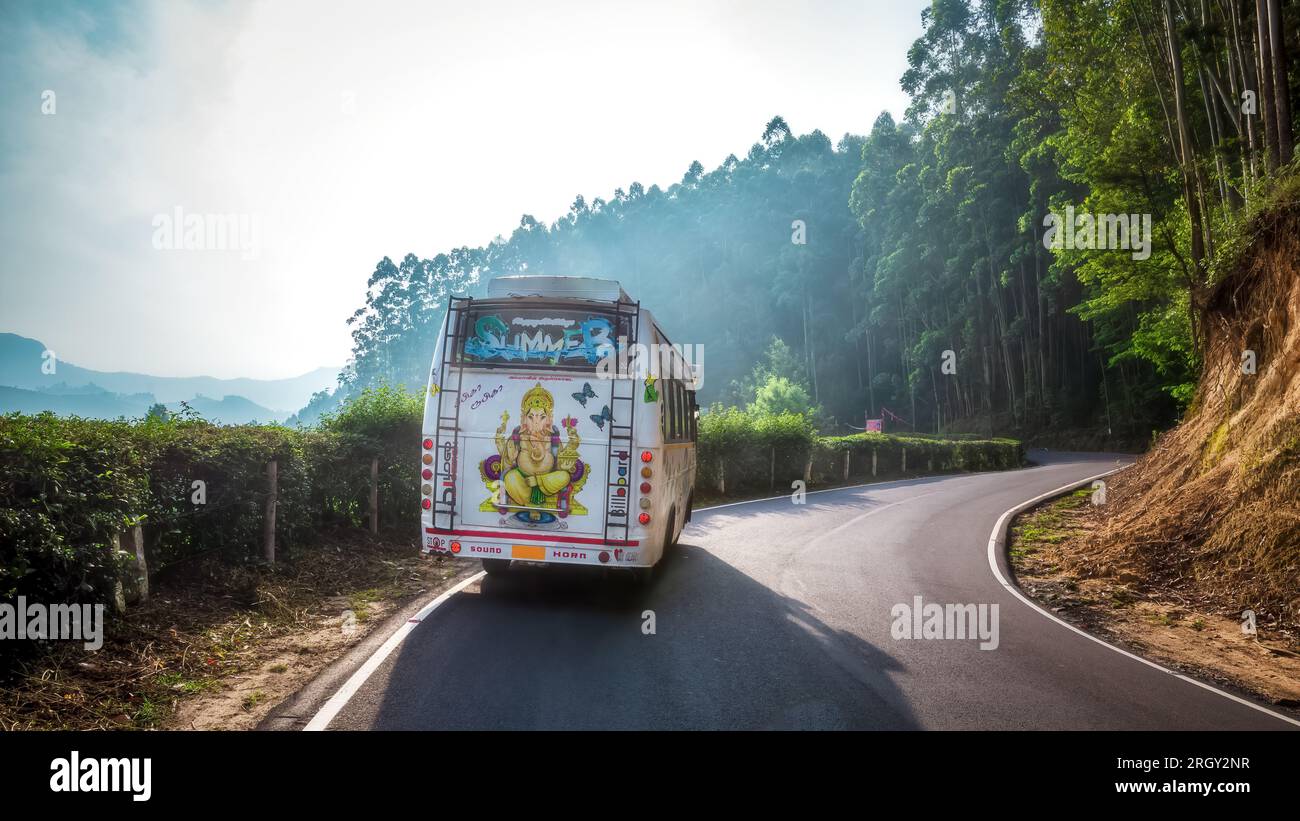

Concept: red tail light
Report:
left=640, top=450, right=653, bottom=463
left=422, top=468, right=433, bottom=480
left=638, top=512, right=650, bottom=525
left=422, top=438, right=434, bottom=450
left=421, top=498, right=432, bottom=510
left=640, top=482, right=651, bottom=494
left=450, top=541, right=461, bottom=553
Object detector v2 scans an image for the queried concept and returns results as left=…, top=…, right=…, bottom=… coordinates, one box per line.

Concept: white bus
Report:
left=419, top=276, right=698, bottom=583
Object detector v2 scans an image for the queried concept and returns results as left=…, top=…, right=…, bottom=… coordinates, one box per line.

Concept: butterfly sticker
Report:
left=590, top=405, right=613, bottom=430
left=571, top=382, right=597, bottom=406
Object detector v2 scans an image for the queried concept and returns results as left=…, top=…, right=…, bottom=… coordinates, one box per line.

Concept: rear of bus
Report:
left=418, top=277, right=673, bottom=576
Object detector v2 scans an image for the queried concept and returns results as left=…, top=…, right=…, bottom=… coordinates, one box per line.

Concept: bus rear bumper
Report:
left=423, top=532, right=646, bottom=568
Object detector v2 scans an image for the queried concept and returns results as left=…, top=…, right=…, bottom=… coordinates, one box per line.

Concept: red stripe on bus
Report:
left=425, top=527, right=639, bottom=547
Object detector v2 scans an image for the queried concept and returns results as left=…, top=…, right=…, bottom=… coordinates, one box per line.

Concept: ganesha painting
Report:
left=478, top=382, right=588, bottom=524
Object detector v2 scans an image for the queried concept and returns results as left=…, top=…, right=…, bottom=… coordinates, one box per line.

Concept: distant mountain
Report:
left=0, top=333, right=338, bottom=415
left=172, top=394, right=288, bottom=425
left=0, top=384, right=156, bottom=420
left=0, top=383, right=289, bottom=424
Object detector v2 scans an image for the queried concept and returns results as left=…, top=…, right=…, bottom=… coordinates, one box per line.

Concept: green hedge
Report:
left=0, top=415, right=150, bottom=607
left=1, top=395, right=1021, bottom=611
left=698, top=406, right=1023, bottom=494
left=0, top=386, right=423, bottom=609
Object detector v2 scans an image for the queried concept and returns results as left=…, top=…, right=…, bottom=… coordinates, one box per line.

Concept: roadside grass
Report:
left=1009, top=488, right=1091, bottom=562
left=1008, top=483, right=1300, bottom=716
left=0, top=528, right=458, bottom=731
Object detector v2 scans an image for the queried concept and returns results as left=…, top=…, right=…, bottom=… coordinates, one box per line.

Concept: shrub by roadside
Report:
left=697, top=405, right=1023, bottom=496
left=0, top=386, right=423, bottom=624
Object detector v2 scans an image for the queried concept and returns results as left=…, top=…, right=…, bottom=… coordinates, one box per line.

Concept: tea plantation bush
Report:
left=0, top=386, right=423, bottom=609
left=697, top=405, right=1022, bottom=494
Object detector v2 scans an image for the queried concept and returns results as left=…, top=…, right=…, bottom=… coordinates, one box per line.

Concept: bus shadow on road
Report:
left=357, top=546, right=921, bottom=730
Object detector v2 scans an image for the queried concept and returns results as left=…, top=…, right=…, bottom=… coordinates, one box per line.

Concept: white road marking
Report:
left=986, top=469, right=1300, bottom=729
left=303, top=570, right=486, bottom=731
left=808, top=491, right=937, bottom=545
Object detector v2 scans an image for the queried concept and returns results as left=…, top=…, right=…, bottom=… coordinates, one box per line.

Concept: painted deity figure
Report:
left=490, top=383, right=585, bottom=522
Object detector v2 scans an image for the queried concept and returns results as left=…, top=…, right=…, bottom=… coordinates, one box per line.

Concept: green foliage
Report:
left=340, top=125, right=869, bottom=428
left=750, top=375, right=815, bottom=417
left=138, top=416, right=313, bottom=570
left=0, top=414, right=145, bottom=605
left=332, top=0, right=1296, bottom=446
left=315, top=385, right=424, bottom=528
left=727, top=337, right=809, bottom=406
left=696, top=405, right=1020, bottom=493
left=0, top=388, right=424, bottom=614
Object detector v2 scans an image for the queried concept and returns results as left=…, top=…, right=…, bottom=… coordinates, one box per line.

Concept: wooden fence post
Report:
left=770, top=447, right=776, bottom=491
left=119, top=525, right=148, bottom=604
left=369, top=457, right=379, bottom=535
left=264, top=459, right=278, bottom=563
left=872, top=449, right=878, bottom=477
left=804, top=454, right=812, bottom=483
left=718, top=460, right=726, bottom=495
left=902, top=448, right=907, bottom=473
left=843, top=449, right=851, bottom=481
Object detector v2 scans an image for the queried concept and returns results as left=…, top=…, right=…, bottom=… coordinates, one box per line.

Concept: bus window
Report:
left=675, top=382, right=685, bottom=441
left=456, top=302, right=631, bottom=371
left=661, top=383, right=669, bottom=440
left=667, top=380, right=679, bottom=441
left=681, top=379, right=691, bottom=439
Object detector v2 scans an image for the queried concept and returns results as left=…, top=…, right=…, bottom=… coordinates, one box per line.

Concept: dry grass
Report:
left=1053, top=195, right=1300, bottom=633
left=0, top=528, right=457, bottom=730
left=1011, top=491, right=1300, bottom=711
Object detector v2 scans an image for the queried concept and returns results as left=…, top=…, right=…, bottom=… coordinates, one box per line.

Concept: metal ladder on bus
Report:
left=432, top=297, right=471, bottom=532
left=603, top=299, right=640, bottom=545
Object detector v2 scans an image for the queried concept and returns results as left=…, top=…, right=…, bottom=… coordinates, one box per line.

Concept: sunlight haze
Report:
left=0, top=0, right=926, bottom=379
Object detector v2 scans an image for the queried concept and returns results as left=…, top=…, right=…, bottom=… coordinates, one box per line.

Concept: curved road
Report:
left=320, top=453, right=1295, bottom=730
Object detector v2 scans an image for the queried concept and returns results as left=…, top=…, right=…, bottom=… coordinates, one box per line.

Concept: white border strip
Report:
left=987, top=469, right=1300, bottom=729
left=304, top=570, right=486, bottom=731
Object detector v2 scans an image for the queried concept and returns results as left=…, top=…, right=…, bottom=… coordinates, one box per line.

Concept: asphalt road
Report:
left=322, top=453, right=1295, bottom=730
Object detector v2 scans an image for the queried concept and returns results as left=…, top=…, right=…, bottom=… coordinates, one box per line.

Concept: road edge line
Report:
left=302, top=570, right=486, bottom=731
left=986, top=468, right=1300, bottom=729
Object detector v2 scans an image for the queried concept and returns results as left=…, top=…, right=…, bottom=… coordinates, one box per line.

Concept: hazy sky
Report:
left=0, top=0, right=927, bottom=380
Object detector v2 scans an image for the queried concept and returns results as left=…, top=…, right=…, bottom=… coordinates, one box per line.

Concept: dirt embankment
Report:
left=1012, top=490, right=1300, bottom=711
left=1044, top=194, right=1300, bottom=636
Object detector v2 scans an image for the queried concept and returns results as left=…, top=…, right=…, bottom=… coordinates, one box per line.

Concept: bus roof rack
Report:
left=486, top=275, right=631, bottom=303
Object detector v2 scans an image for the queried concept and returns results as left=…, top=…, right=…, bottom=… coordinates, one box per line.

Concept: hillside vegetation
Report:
left=1060, top=178, right=1300, bottom=630
left=338, top=0, right=1299, bottom=449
